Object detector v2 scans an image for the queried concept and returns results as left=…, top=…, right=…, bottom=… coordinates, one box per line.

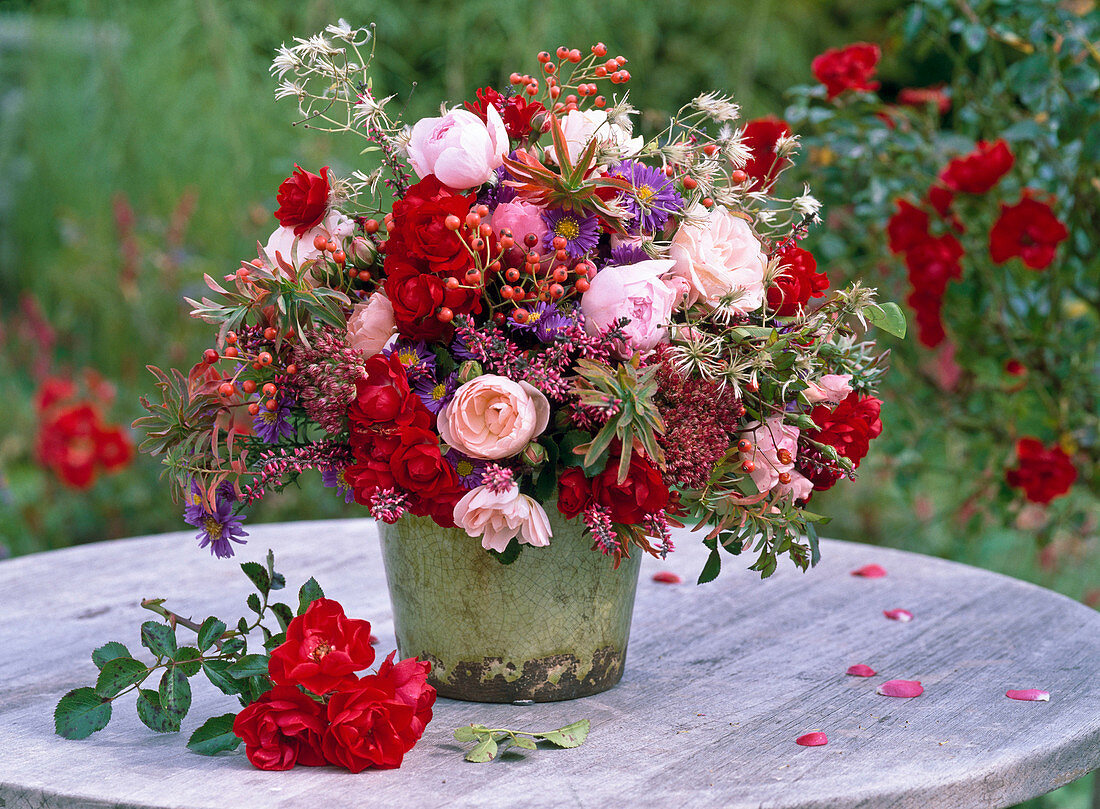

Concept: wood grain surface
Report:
left=0, top=519, right=1097, bottom=809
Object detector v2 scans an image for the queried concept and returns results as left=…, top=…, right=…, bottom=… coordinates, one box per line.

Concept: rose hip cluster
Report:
left=232, top=599, right=435, bottom=772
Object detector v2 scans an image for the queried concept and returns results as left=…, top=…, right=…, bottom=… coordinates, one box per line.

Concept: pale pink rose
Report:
left=740, top=416, right=799, bottom=494
left=346, top=293, right=396, bottom=358
left=265, top=211, right=354, bottom=268
left=437, top=375, right=551, bottom=460
left=581, top=259, right=678, bottom=357
left=549, top=109, right=643, bottom=166
left=490, top=199, right=548, bottom=244
left=803, top=373, right=853, bottom=404
left=454, top=483, right=552, bottom=552
left=407, top=106, right=507, bottom=190
left=669, top=206, right=766, bottom=313
left=777, top=469, right=814, bottom=503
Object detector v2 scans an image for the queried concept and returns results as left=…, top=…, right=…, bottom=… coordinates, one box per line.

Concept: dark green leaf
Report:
left=297, top=577, right=324, bottom=615
left=54, top=687, right=112, bottom=739
left=488, top=537, right=523, bottom=565
left=140, top=621, right=177, bottom=658
left=94, top=657, right=148, bottom=698
left=270, top=573, right=287, bottom=591
left=806, top=522, right=822, bottom=567
left=136, top=688, right=180, bottom=733
left=173, top=646, right=203, bottom=677
left=196, top=617, right=226, bottom=652
left=160, top=667, right=192, bottom=719
left=202, top=660, right=244, bottom=696
left=228, top=654, right=270, bottom=678
left=240, top=561, right=270, bottom=595
left=222, top=636, right=246, bottom=656
left=92, top=642, right=132, bottom=670
left=187, top=713, right=242, bottom=756
left=270, top=603, right=294, bottom=632
left=246, top=592, right=263, bottom=615
left=244, top=675, right=273, bottom=703
left=236, top=617, right=249, bottom=634
left=537, top=719, right=590, bottom=748
left=263, top=632, right=288, bottom=652
left=697, top=548, right=722, bottom=585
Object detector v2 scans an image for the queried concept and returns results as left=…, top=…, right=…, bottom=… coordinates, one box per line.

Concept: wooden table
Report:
left=1, top=519, right=1098, bottom=809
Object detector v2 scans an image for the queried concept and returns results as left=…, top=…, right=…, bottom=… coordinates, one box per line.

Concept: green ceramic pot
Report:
left=377, top=508, right=642, bottom=703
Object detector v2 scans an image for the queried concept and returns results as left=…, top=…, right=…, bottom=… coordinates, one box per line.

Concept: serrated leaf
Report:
left=173, top=646, right=202, bottom=677
left=202, top=660, right=243, bottom=696
left=240, top=561, right=270, bottom=595
left=54, top=687, right=112, bottom=739
left=697, top=548, right=722, bottom=584
left=228, top=654, right=270, bottom=678
left=866, top=302, right=907, bottom=339
left=92, top=642, right=132, bottom=670
left=160, top=667, right=191, bottom=719
left=512, top=735, right=537, bottom=750
left=453, top=725, right=480, bottom=742
left=270, top=602, right=294, bottom=632
left=270, top=573, right=286, bottom=591
left=222, top=636, right=246, bottom=656
left=197, top=617, right=226, bottom=652
left=537, top=719, right=590, bottom=748
left=263, top=632, right=288, bottom=652
left=246, top=592, right=263, bottom=615
left=94, top=657, right=148, bottom=698
left=140, top=621, right=177, bottom=658
left=187, top=713, right=242, bottom=756
left=466, top=735, right=498, bottom=762
left=136, top=688, right=180, bottom=733
left=297, top=578, right=324, bottom=615
left=236, top=616, right=249, bottom=634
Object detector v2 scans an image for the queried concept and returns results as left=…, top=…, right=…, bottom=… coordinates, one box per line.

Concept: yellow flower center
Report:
left=431, top=383, right=447, bottom=401
left=202, top=516, right=224, bottom=540
left=455, top=460, right=474, bottom=477
left=398, top=348, right=419, bottom=367
left=554, top=218, right=580, bottom=240
left=635, top=184, right=655, bottom=204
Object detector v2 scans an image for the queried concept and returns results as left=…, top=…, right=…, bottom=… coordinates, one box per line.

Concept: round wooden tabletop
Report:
left=1, top=519, right=1097, bottom=809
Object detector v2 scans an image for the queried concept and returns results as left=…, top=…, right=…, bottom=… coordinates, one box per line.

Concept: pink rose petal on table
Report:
left=851, top=564, right=887, bottom=578
left=846, top=664, right=877, bottom=677
left=877, top=679, right=924, bottom=698
left=369, top=634, right=380, bottom=645
left=883, top=608, right=914, bottom=622
left=1006, top=689, right=1050, bottom=701
left=652, top=571, right=683, bottom=584
left=795, top=732, right=828, bottom=747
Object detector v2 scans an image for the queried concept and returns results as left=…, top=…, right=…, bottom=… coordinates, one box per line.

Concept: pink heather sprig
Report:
left=241, top=442, right=355, bottom=506
left=644, top=510, right=675, bottom=559
left=368, top=487, right=409, bottom=523
left=583, top=503, right=620, bottom=556
left=481, top=464, right=515, bottom=494
left=570, top=394, right=622, bottom=431
left=288, top=325, right=366, bottom=435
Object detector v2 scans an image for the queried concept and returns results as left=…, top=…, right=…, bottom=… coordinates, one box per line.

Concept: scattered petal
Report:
left=369, top=634, right=380, bottom=645
left=883, top=608, right=914, bottom=622
left=877, top=679, right=923, bottom=698
left=795, top=732, right=828, bottom=746
left=846, top=664, right=877, bottom=677
left=851, top=564, right=887, bottom=578
left=1006, top=689, right=1050, bottom=702
left=652, top=571, right=683, bottom=584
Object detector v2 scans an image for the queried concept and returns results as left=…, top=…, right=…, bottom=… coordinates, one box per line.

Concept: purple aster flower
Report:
left=449, top=333, right=477, bottom=361
left=183, top=480, right=248, bottom=559
left=413, top=371, right=459, bottom=414
left=508, top=301, right=574, bottom=343
left=322, top=466, right=356, bottom=504
left=384, top=340, right=435, bottom=382
left=607, top=243, right=652, bottom=267
left=542, top=208, right=600, bottom=258
left=252, top=397, right=295, bottom=443
left=444, top=449, right=487, bottom=488
left=609, top=159, right=684, bottom=234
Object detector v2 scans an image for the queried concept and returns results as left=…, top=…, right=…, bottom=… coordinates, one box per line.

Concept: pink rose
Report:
left=490, top=199, right=548, bottom=244
left=437, top=375, right=551, bottom=460
left=741, top=416, right=799, bottom=493
left=777, top=469, right=813, bottom=503
left=347, top=293, right=396, bottom=358
left=265, top=211, right=355, bottom=269
left=407, top=107, right=507, bottom=190
left=453, top=483, right=552, bottom=552
left=581, top=259, right=677, bottom=357
left=803, top=373, right=853, bottom=404
left=669, top=206, right=766, bottom=313
left=549, top=109, right=642, bottom=166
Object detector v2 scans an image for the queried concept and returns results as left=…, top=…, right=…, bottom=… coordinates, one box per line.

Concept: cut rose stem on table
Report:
left=877, top=680, right=924, bottom=698
left=795, top=732, right=828, bottom=746
left=846, top=664, right=876, bottom=677
left=883, top=608, right=914, bottom=622
left=851, top=564, right=887, bottom=578
left=1006, top=689, right=1050, bottom=701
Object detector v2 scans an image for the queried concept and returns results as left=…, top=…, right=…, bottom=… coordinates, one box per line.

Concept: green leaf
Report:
left=537, top=719, right=590, bottom=748
left=270, top=603, right=294, bottom=632
left=297, top=577, right=324, bottom=615
left=512, top=735, right=538, bottom=750
left=453, top=725, right=480, bottom=742
left=865, top=302, right=907, bottom=339
left=697, top=548, right=722, bottom=584
left=140, top=621, right=177, bottom=658
left=92, top=642, right=132, bottom=670
left=94, top=657, right=148, bottom=698
left=263, top=632, right=288, bottom=652
left=196, top=617, right=226, bottom=652
left=54, top=687, right=112, bottom=740
left=136, top=688, right=180, bottom=733
left=173, top=646, right=203, bottom=677
left=488, top=537, right=522, bottom=565
left=240, top=561, right=270, bottom=595
left=962, top=22, right=987, bottom=52
left=806, top=522, right=822, bottom=568
left=187, top=713, right=242, bottom=756
left=202, top=660, right=243, bottom=696
left=228, top=654, right=270, bottom=678
left=160, top=667, right=192, bottom=719
left=246, top=593, right=263, bottom=615
left=466, top=735, right=498, bottom=762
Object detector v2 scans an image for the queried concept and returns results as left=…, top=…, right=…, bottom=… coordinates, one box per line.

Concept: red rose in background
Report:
left=886, top=199, right=930, bottom=254
left=939, top=140, right=1014, bottom=194
left=35, top=376, right=76, bottom=412
left=926, top=185, right=956, bottom=219
left=811, top=43, right=881, bottom=100
left=741, top=117, right=792, bottom=192
left=989, top=191, right=1069, bottom=270
left=348, top=353, right=420, bottom=427
left=898, top=85, right=951, bottom=115
left=802, top=392, right=883, bottom=490
left=591, top=445, right=669, bottom=524
left=232, top=686, right=327, bottom=771
left=906, top=289, right=947, bottom=348
left=274, top=165, right=331, bottom=236
left=269, top=598, right=376, bottom=696
left=905, top=233, right=963, bottom=298
left=322, top=679, right=421, bottom=772
left=1005, top=437, right=1077, bottom=504
left=557, top=466, right=593, bottom=518
left=35, top=397, right=135, bottom=490
left=389, top=427, right=464, bottom=505
left=374, top=651, right=436, bottom=739
left=767, top=244, right=828, bottom=316
left=386, top=176, right=476, bottom=276
left=465, top=86, right=548, bottom=141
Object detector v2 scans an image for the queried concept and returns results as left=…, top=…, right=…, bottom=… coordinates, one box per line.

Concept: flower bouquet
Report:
left=136, top=21, right=901, bottom=701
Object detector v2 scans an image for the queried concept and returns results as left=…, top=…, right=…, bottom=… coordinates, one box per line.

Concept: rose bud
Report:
left=348, top=236, right=377, bottom=268
left=521, top=441, right=548, bottom=468
left=457, top=360, right=484, bottom=385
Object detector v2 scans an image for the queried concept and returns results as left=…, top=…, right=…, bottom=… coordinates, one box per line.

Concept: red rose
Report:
left=897, top=85, right=951, bottom=115
left=811, top=42, right=881, bottom=100
left=390, top=427, right=464, bottom=505
left=886, top=199, right=930, bottom=254
left=905, top=233, right=963, bottom=298
left=465, top=86, right=548, bottom=141
left=374, top=651, right=436, bottom=739
left=232, top=685, right=327, bottom=771
left=906, top=288, right=947, bottom=348
left=268, top=598, right=376, bottom=696
left=347, top=428, right=404, bottom=503
left=741, top=117, right=792, bottom=192
left=34, top=376, right=76, bottom=412
left=94, top=425, right=134, bottom=472
left=557, top=466, right=593, bottom=518
left=1005, top=437, right=1077, bottom=505
left=322, top=679, right=421, bottom=772
left=939, top=139, right=1014, bottom=194
left=349, top=353, right=420, bottom=427
left=386, top=176, right=476, bottom=276
left=926, top=185, right=956, bottom=219
left=274, top=165, right=331, bottom=236
left=591, top=445, right=669, bottom=524
left=383, top=258, right=453, bottom=342
left=989, top=191, right=1069, bottom=270
left=767, top=244, right=828, bottom=316
left=35, top=402, right=128, bottom=490
left=802, top=392, right=883, bottom=490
